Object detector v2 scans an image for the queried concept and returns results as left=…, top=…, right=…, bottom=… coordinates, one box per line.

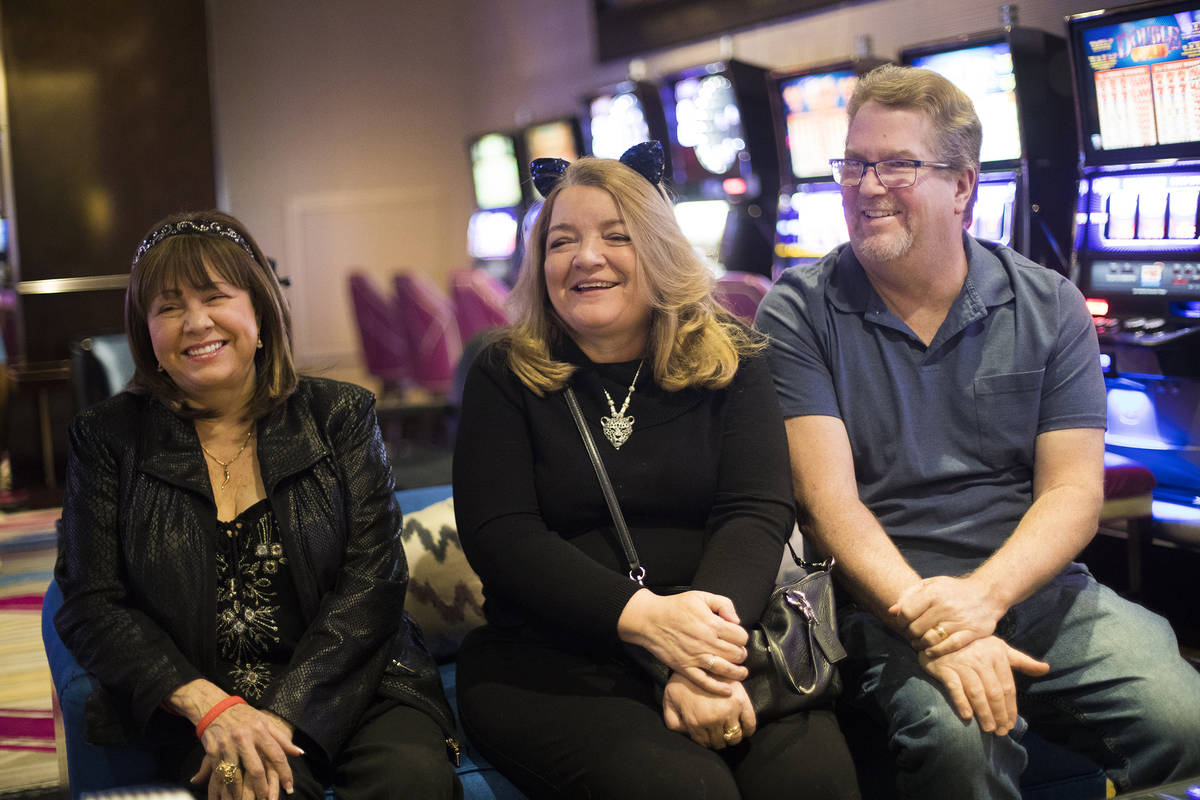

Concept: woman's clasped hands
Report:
left=193, top=701, right=302, bottom=800
left=663, top=672, right=757, bottom=750
left=172, top=679, right=303, bottom=800
left=617, top=588, right=756, bottom=749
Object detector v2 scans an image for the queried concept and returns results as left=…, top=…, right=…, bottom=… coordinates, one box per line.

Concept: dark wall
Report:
left=2, top=0, right=216, bottom=361
left=1, top=0, right=216, bottom=493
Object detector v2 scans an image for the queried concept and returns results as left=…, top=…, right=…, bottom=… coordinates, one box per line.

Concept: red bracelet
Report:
left=195, top=695, right=247, bottom=738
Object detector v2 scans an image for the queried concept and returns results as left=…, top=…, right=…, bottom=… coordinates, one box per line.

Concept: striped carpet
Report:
left=0, top=507, right=60, bottom=796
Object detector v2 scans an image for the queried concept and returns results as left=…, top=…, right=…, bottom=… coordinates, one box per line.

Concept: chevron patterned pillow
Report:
left=400, top=496, right=486, bottom=661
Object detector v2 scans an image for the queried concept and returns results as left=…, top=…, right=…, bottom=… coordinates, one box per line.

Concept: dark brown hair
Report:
left=125, top=210, right=297, bottom=419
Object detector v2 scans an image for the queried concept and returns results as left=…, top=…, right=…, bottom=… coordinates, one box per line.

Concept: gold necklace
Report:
left=200, top=430, right=254, bottom=489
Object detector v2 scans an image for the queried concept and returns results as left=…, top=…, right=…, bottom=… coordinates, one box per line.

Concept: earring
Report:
left=157, top=363, right=164, bottom=372
left=256, top=337, right=263, bottom=349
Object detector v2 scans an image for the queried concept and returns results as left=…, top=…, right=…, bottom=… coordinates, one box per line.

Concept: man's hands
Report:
left=663, top=672, right=757, bottom=750
left=888, top=575, right=1006, bottom=658
left=889, top=575, right=1049, bottom=738
left=919, top=636, right=1049, bottom=736
left=618, top=589, right=749, bottom=694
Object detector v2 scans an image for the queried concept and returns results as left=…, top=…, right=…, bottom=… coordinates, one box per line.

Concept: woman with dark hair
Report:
left=54, top=211, right=459, bottom=799
left=452, top=146, right=859, bottom=799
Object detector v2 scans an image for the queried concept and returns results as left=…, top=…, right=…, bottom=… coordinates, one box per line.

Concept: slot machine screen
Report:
left=970, top=180, right=1017, bottom=245
left=774, top=70, right=858, bottom=180
left=776, top=188, right=848, bottom=260
left=467, top=209, right=518, bottom=261
left=589, top=91, right=652, bottom=159
left=1081, top=172, right=1200, bottom=249
left=525, top=120, right=580, bottom=163
left=524, top=120, right=581, bottom=199
left=1069, top=2, right=1200, bottom=164
left=674, top=200, right=730, bottom=266
left=470, top=134, right=523, bottom=210
left=670, top=70, right=747, bottom=183
left=1076, top=171, right=1200, bottom=308
left=908, top=42, right=1023, bottom=164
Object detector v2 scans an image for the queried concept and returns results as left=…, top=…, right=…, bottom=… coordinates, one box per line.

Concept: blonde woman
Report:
left=452, top=144, right=859, bottom=800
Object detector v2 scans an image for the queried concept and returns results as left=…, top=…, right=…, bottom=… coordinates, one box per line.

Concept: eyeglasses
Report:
left=828, top=158, right=954, bottom=189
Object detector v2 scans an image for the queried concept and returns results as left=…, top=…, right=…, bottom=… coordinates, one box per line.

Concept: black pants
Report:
left=173, top=698, right=460, bottom=800
left=456, top=625, right=861, bottom=800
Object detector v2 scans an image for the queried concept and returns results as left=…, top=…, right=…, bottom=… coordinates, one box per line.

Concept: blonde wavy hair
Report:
left=502, top=156, right=762, bottom=395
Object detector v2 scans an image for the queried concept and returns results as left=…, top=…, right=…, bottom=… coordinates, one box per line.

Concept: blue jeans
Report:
left=840, top=564, right=1200, bottom=799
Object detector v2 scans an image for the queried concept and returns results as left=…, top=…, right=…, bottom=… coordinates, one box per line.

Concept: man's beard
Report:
left=853, top=222, right=914, bottom=264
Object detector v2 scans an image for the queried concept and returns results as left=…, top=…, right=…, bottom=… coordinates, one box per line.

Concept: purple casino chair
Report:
left=714, top=271, right=774, bottom=324
left=394, top=272, right=463, bottom=396
left=451, top=268, right=511, bottom=344
left=347, top=272, right=412, bottom=393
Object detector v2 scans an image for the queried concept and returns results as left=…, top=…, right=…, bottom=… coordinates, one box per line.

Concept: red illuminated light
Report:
left=1085, top=298, right=1109, bottom=316
left=722, top=177, right=748, bottom=196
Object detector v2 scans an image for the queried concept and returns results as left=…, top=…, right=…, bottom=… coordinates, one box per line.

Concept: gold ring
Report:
left=216, top=760, right=239, bottom=785
left=722, top=724, right=742, bottom=742
left=705, top=655, right=716, bottom=671
left=933, top=625, right=948, bottom=641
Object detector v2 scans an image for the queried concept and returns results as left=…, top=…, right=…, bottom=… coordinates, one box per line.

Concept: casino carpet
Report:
left=0, top=507, right=60, bottom=797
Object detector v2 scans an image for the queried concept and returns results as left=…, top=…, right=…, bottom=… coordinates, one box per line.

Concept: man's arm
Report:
left=784, top=413, right=1051, bottom=736
left=784, top=414, right=922, bottom=617
left=894, top=426, right=1105, bottom=655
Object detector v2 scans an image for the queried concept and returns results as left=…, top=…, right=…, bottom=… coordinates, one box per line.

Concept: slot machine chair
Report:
left=347, top=272, right=413, bottom=395
left=450, top=268, right=510, bottom=345
left=714, top=272, right=773, bottom=324
left=393, top=273, right=463, bottom=398
left=1099, top=452, right=1157, bottom=597
left=68, top=334, right=136, bottom=412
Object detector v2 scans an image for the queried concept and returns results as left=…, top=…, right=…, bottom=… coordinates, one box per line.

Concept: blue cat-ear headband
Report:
left=530, top=140, right=664, bottom=198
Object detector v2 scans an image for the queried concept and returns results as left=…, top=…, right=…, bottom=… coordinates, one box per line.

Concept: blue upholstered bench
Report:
left=42, top=483, right=1108, bottom=798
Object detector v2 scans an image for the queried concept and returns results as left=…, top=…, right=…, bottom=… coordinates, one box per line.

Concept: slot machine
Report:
left=466, top=131, right=527, bottom=284
left=515, top=116, right=585, bottom=275
left=768, top=58, right=887, bottom=277
left=1067, top=0, right=1200, bottom=507
left=660, top=60, right=780, bottom=276
left=583, top=80, right=673, bottom=166
left=901, top=23, right=1078, bottom=273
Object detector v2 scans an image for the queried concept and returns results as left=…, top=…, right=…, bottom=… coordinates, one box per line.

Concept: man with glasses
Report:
left=758, top=64, right=1200, bottom=799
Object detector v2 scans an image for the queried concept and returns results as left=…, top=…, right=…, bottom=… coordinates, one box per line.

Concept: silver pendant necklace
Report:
left=600, top=361, right=644, bottom=450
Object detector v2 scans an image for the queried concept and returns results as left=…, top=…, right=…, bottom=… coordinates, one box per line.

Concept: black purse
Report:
left=563, top=386, right=845, bottom=723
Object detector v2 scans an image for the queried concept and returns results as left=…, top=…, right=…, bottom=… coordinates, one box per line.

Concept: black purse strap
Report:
left=564, top=386, right=646, bottom=586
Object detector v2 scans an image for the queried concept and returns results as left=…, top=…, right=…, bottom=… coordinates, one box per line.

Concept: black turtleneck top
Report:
left=452, top=337, right=794, bottom=647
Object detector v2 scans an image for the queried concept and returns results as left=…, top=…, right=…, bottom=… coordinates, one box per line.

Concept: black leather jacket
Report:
left=54, top=377, right=453, bottom=760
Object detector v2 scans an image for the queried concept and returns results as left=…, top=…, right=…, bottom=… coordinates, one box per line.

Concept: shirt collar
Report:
left=826, top=233, right=1015, bottom=320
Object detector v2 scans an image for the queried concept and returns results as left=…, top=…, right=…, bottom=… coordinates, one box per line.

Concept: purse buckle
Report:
left=785, top=588, right=818, bottom=622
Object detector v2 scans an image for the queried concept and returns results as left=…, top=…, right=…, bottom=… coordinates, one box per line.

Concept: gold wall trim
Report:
left=16, top=274, right=129, bottom=294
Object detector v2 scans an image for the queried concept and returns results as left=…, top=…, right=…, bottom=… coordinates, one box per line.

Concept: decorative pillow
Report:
left=399, top=496, right=486, bottom=661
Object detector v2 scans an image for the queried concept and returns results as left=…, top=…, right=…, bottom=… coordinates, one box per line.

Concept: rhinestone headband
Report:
left=133, top=220, right=256, bottom=267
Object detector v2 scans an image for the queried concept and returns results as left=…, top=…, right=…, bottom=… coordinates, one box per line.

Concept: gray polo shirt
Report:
left=757, top=235, right=1107, bottom=578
